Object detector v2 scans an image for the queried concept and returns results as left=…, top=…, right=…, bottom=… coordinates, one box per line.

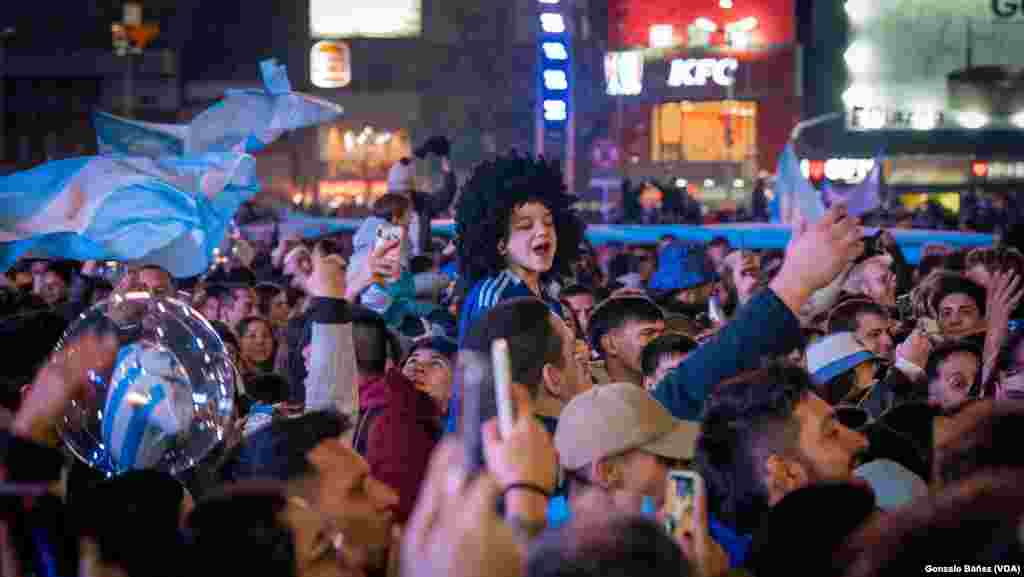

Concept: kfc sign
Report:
left=667, top=58, right=738, bottom=87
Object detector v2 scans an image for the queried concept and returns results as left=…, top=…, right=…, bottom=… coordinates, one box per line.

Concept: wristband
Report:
left=503, top=482, right=553, bottom=500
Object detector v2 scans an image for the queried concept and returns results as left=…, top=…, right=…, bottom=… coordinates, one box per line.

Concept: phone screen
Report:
left=664, top=471, right=698, bottom=536
left=492, top=339, right=516, bottom=439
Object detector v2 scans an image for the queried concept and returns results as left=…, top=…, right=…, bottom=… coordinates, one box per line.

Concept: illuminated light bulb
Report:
left=542, top=42, right=568, bottom=60
left=958, top=111, right=989, bottom=130
left=540, top=13, right=565, bottom=33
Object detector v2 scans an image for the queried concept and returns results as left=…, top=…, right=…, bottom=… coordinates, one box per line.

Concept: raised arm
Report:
left=654, top=206, right=864, bottom=419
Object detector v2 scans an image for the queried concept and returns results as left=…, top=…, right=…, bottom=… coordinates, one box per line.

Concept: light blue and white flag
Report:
left=102, top=342, right=194, bottom=473
left=0, top=152, right=259, bottom=277
left=770, top=142, right=825, bottom=225
left=823, top=159, right=882, bottom=218
left=95, top=58, right=344, bottom=157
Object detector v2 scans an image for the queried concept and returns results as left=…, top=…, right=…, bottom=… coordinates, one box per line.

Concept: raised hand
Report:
left=307, top=244, right=346, bottom=299
left=771, top=204, right=864, bottom=314
left=402, top=439, right=522, bottom=577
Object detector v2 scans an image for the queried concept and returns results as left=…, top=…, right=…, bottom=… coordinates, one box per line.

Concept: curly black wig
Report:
left=455, top=154, right=584, bottom=286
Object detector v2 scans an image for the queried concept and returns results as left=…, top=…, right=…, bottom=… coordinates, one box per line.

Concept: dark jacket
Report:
left=410, top=170, right=457, bottom=255
left=856, top=366, right=926, bottom=421
left=353, top=368, right=441, bottom=524
left=653, top=288, right=804, bottom=420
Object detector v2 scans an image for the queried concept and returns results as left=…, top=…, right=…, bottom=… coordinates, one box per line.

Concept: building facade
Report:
left=597, top=0, right=800, bottom=213
left=801, top=0, right=1024, bottom=219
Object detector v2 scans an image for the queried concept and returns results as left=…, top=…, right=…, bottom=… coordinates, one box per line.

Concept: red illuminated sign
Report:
left=608, top=0, right=795, bottom=54
left=972, top=160, right=989, bottom=179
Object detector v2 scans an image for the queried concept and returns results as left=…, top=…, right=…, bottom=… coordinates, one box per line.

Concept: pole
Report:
left=566, top=71, right=576, bottom=194
left=0, top=27, right=13, bottom=165
left=123, top=54, right=135, bottom=118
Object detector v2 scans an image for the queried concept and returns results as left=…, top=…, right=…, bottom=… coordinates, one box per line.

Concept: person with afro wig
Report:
left=448, top=154, right=584, bottom=433
left=454, top=153, right=585, bottom=343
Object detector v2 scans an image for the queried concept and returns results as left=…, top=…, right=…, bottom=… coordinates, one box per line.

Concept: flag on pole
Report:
left=94, top=59, right=344, bottom=157
left=770, top=142, right=824, bottom=225
left=0, top=153, right=259, bottom=277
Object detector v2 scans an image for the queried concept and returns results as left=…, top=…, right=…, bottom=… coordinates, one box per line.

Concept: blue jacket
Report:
left=652, top=288, right=803, bottom=420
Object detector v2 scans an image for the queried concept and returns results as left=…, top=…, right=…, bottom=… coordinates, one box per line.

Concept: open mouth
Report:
left=532, top=241, right=553, bottom=258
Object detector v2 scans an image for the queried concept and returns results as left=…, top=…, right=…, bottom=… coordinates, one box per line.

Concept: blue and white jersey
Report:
left=449, top=270, right=563, bottom=433
left=457, top=270, right=563, bottom=345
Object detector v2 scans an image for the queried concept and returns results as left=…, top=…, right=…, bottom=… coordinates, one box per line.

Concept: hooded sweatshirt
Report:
left=353, top=369, right=441, bottom=523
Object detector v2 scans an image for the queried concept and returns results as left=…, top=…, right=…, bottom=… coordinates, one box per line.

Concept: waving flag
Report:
left=771, top=142, right=824, bottom=225
left=822, top=159, right=882, bottom=218
left=0, top=153, right=259, bottom=277
left=95, top=59, right=344, bottom=157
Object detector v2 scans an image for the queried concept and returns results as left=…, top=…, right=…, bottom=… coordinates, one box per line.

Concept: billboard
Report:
left=844, top=1, right=1024, bottom=131
left=608, top=0, right=795, bottom=53
left=310, top=0, right=421, bottom=38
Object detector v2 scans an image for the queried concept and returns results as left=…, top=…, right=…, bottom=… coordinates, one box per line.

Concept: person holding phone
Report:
left=553, top=383, right=699, bottom=522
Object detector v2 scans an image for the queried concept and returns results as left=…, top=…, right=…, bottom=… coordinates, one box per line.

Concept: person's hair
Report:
left=916, top=254, right=948, bottom=280
left=526, top=514, right=692, bottom=577
left=209, top=319, right=240, bottom=353
left=747, top=483, right=876, bottom=577
left=138, top=264, right=175, bottom=289
left=588, top=296, right=664, bottom=357
left=930, top=275, right=987, bottom=319
left=410, top=255, right=434, bottom=275
left=455, top=154, right=584, bottom=286
left=833, top=469, right=1024, bottom=574
left=708, top=236, right=731, bottom=250
left=826, top=297, right=889, bottom=335
left=254, top=284, right=282, bottom=317
left=246, top=372, right=289, bottom=405
left=220, top=285, right=254, bottom=310
left=965, top=246, right=1024, bottom=278
left=843, top=255, right=891, bottom=296
left=640, top=333, right=698, bottom=378
left=187, top=484, right=296, bottom=577
left=70, top=470, right=188, bottom=577
left=462, top=297, right=563, bottom=396
left=561, top=284, right=594, bottom=300
left=925, top=341, right=982, bottom=384
left=696, top=364, right=816, bottom=534
left=351, top=306, right=401, bottom=375
left=219, top=410, right=350, bottom=483
left=371, top=192, right=412, bottom=223
left=44, top=259, right=76, bottom=287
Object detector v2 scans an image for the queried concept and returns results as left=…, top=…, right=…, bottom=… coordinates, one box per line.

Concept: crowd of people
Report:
left=2, top=146, right=1024, bottom=577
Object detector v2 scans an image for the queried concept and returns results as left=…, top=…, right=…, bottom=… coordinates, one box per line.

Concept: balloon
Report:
left=58, top=291, right=237, bottom=477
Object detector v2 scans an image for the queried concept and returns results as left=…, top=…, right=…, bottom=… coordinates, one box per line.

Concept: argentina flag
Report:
left=0, top=152, right=259, bottom=278
left=770, top=142, right=825, bottom=225
left=95, top=58, right=343, bottom=157
left=101, top=342, right=194, bottom=473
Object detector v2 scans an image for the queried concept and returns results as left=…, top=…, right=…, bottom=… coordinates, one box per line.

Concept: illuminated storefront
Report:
left=801, top=1, right=1024, bottom=215
left=601, top=0, right=799, bottom=207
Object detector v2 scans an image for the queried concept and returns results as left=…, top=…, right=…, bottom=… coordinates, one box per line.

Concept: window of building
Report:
left=310, top=0, right=422, bottom=38
left=650, top=100, right=757, bottom=163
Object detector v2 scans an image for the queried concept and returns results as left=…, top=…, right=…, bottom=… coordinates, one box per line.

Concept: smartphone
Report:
left=492, top=338, right=516, bottom=439
left=708, top=295, right=725, bottom=325
left=458, top=349, right=492, bottom=481
left=664, top=470, right=703, bottom=537
left=375, top=223, right=404, bottom=252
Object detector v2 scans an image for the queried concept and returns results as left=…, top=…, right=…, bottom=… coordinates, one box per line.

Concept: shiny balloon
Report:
left=57, top=291, right=237, bottom=477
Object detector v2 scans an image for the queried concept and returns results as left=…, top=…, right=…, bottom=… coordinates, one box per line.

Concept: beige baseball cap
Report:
left=555, top=382, right=700, bottom=471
